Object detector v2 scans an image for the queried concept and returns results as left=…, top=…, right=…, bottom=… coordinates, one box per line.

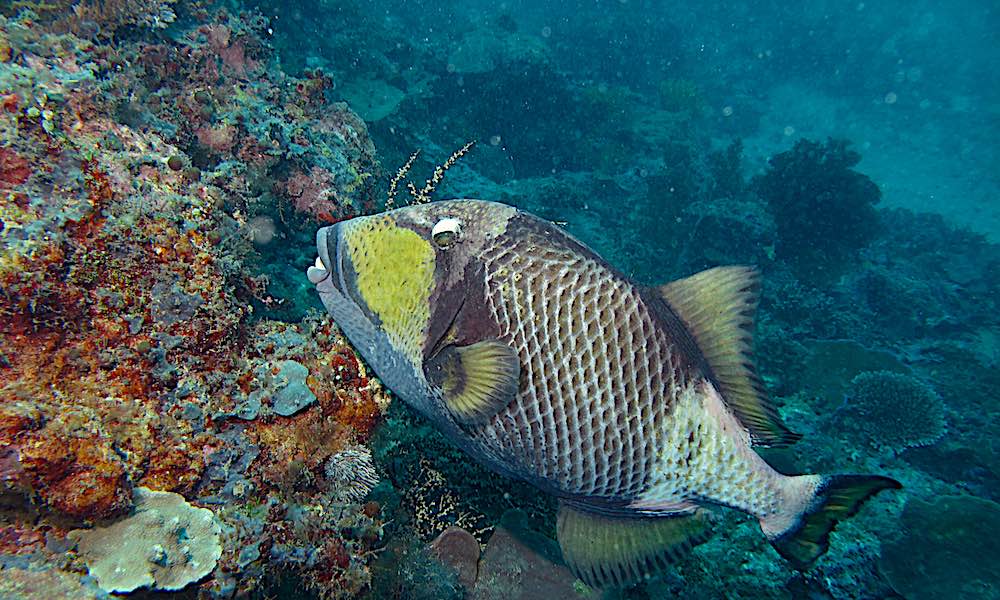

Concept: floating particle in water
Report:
left=884, top=92, right=898, bottom=104
left=783, top=125, right=795, bottom=136
left=722, top=105, right=734, bottom=117
left=248, top=216, right=276, bottom=246
left=489, top=135, right=502, bottom=146
left=541, top=26, right=552, bottom=38
left=325, top=447, right=379, bottom=502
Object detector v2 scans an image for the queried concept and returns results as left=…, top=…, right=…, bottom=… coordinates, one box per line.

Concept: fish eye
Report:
left=431, top=217, right=462, bottom=248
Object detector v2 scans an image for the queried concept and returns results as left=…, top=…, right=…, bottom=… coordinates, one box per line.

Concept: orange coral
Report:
left=252, top=409, right=351, bottom=490
left=18, top=433, right=131, bottom=520
left=310, top=346, right=383, bottom=440
left=140, top=440, right=207, bottom=496
left=328, top=388, right=381, bottom=442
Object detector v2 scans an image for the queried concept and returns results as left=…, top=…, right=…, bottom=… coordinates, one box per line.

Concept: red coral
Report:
left=2, top=94, right=19, bottom=113
left=196, top=123, right=237, bottom=153
left=284, top=167, right=342, bottom=221
left=18, top=433, right=132, bottom=521
left=0, top=526, right=45, bottom=555
left=0, top=403, right=43, bottom=448
left=203, top=23, right=252, bottom=75
left=140, top=441, right=207, bottom=495
left=0, top=147, right=31, bottom=186
left=329, top=388, right=381, bottom=442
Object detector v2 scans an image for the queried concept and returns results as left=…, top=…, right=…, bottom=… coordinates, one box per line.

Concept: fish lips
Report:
left=311, top=223, right=387, bottom=361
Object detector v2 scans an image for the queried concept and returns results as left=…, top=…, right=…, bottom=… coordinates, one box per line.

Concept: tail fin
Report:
left=767, top=474, right=901, bottom=569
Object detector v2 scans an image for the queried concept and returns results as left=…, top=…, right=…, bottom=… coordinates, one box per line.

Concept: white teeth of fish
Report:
left=307, top=256, right=328, bottom=284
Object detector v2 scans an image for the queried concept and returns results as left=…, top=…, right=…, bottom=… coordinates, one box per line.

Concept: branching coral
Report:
left=840, top=370, right=946, bottom=453
left=753, top=138, right=881, bottom=283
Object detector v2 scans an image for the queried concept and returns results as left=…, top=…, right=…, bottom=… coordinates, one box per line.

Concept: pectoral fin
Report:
left=425, top=339, right=521, bottom=425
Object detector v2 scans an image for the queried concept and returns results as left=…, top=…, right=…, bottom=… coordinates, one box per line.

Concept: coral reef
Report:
left=69, top=487, right=222, bottom=593
left=0, top=8, right=388, bottom=597
left=839, top=371, right=946, bottom=454
left=1, top=0, right=177, bottom=39
left=1, top=1, right=998, bottom=598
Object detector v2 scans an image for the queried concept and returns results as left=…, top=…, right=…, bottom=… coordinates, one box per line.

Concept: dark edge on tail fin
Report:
left=771, top=474, right=902, bottom=569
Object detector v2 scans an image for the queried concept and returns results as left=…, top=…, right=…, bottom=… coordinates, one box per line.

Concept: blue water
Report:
left=0, top=0, right=997, bottom=598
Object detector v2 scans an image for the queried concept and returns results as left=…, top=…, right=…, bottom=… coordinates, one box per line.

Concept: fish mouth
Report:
left=310, top=222, right=376, bottom=331
left=310, top=224, right=357, bottom=302
left=308, top=225, right=336, bottom=287
left=310, top=223, right=356, bottom=302
left=309, top=221, right=431, bottom=409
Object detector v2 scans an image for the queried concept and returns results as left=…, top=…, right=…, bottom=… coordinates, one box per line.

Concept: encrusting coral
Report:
left=69, top=487, right=223, bottom=593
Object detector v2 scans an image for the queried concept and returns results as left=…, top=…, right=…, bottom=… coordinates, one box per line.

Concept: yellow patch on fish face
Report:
left=343, top=214, right=435, bottom=365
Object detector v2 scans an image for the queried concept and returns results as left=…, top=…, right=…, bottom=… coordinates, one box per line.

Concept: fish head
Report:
left=309, top=200, right=517, bottom=423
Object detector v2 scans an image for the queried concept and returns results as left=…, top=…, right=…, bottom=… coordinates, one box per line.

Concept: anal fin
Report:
left=556, top=502, right=714, bottom=588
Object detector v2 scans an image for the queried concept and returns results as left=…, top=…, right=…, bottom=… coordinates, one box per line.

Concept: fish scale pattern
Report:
left=472, top=230, right=687, bottom=500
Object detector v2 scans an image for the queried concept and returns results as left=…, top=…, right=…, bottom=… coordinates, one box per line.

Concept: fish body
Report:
left=309, top=200, right=899, bottom=587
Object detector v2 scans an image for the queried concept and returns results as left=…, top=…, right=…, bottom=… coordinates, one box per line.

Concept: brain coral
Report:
left=842, top=370, right=946, bottom=453
left=880, top=495, right=1000, bottom=600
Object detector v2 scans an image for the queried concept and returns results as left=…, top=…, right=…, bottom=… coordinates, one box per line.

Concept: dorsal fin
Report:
left=658, top=266, right=801, bottom=447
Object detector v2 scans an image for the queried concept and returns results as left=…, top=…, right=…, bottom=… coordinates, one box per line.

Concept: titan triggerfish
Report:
left=307, top=199, right=900, bottom=588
